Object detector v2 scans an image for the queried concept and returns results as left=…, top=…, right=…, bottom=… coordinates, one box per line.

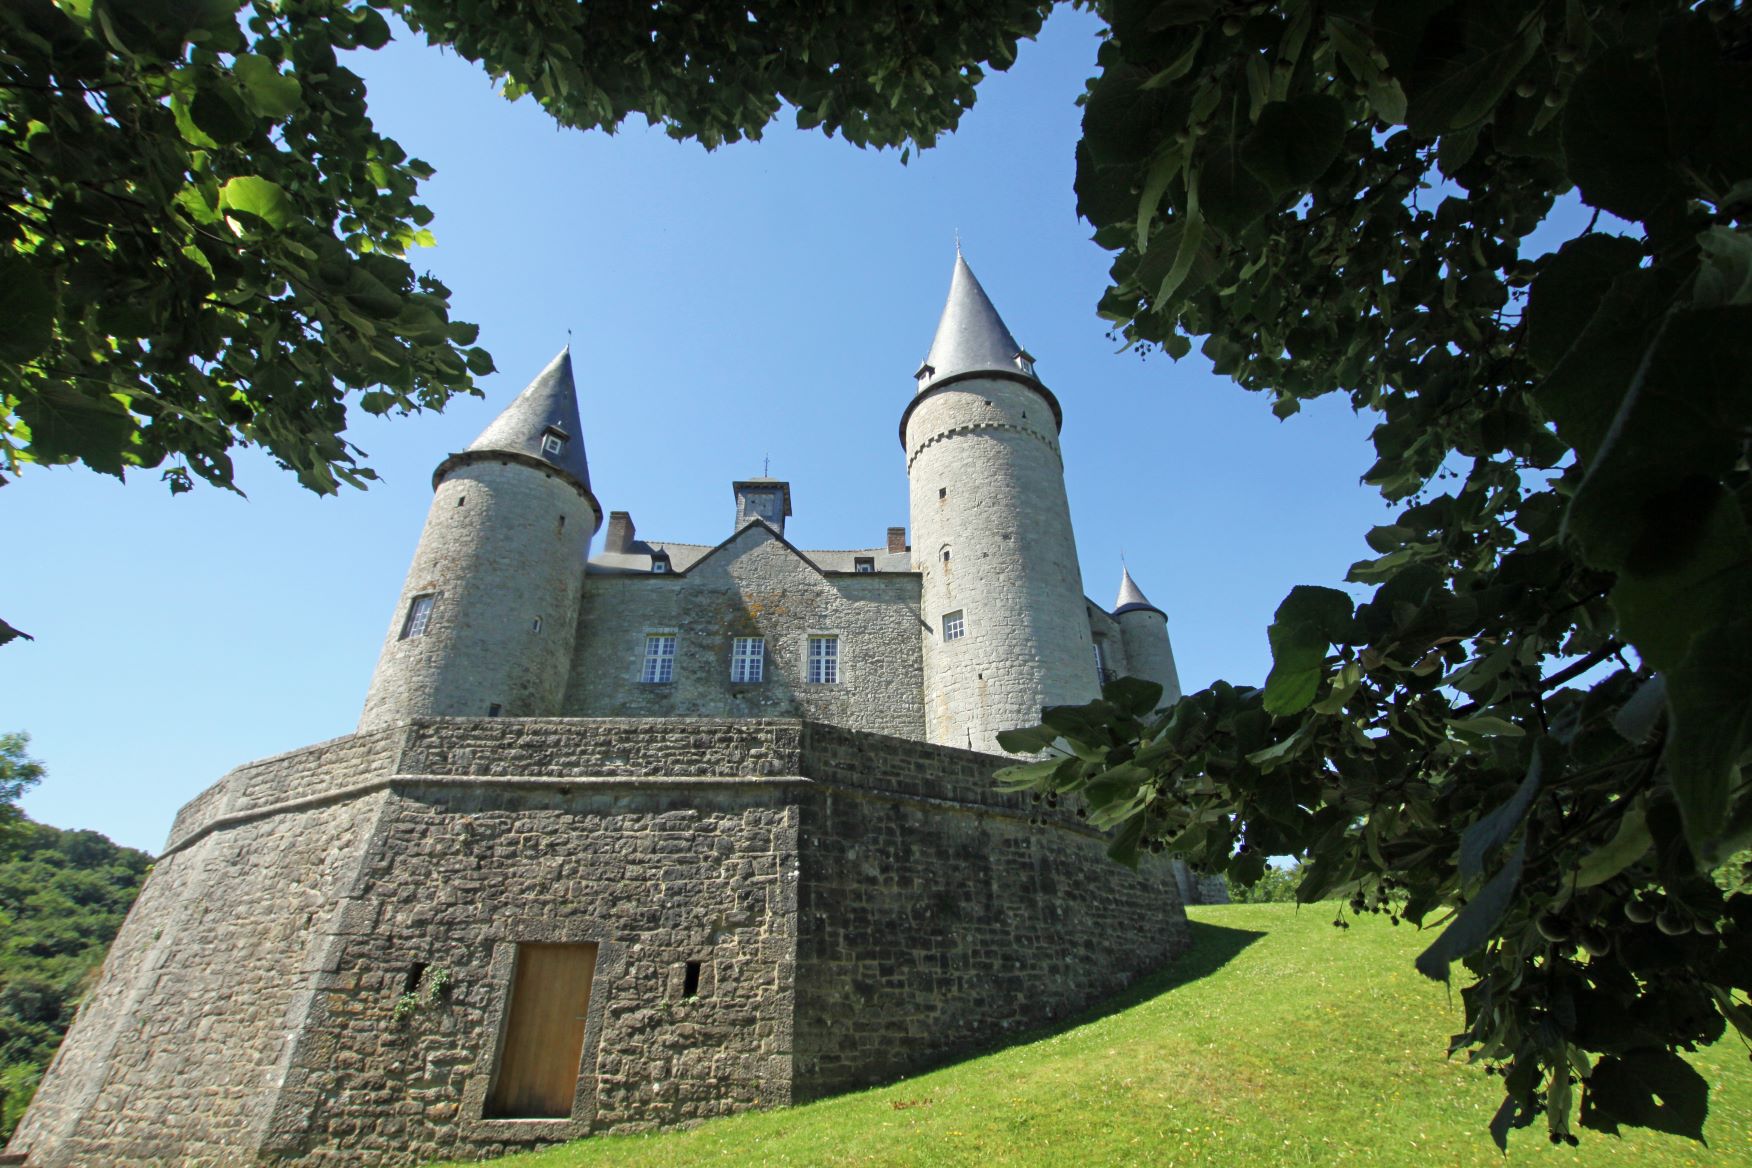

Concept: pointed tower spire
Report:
left=1113, top=565, right=1165, bottom=617
left=914, top=253, right=1041, bottom=391
left=456, top=346, right=592, bottom=493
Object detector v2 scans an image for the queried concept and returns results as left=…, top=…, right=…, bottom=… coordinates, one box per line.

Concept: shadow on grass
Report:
left=810, top=917, right=1272, bottom=1103
left=1043, top=917, right=1271, bottom=1034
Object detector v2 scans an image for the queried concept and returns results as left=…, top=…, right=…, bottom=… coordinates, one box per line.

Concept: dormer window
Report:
left=1015, top=350, right=1036, bottom=376
left=913, top=362, right=934, bottom=383
left=854, top=557, right=874, bottom=573
left=540, top=426, right=568, bottom=457
left=651, top=555, right=670, bottom=574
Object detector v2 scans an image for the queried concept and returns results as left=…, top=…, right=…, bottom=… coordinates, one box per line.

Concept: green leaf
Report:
left=995, top=724, right=1060, bottom=755
left=14, top=383, right=137, bottom=477
left=233, top=54, right=301, bottom=119
left=1448, top=715, right=1525, bottom=739
left=1580, top=1049, right=1709, bottom=1141
left=1263, top=585, right=1354, bottom=716
left=1415, top=836, right=1525, bottom=982
left=189, top=81, right=254, bottom=145
left=1240, top=95, right=1345, bottom=191
left=1608, top=485, right=1752, bottom=672
left=1611, top=675, right=1667, bottom=743
left=1574, top=799, right=1652, bottom=888
left=219, top=176, right=295, bottom=230
left=1564, top=307, right=1752, bottom=574
left=993, top=755, right=1068, bottom=791
left=1403, top=16, right=1541, bottom=136
left=1459, top=750, right=1542, bottom=885
left=0, top=255, right=56, bottom=363
left=1101, top=675, right=1163, bottom=718
left=1562, top=50, right=1677, bottom=222
left=1663, top=622, right=1752, bottom=867
left=1525, top=235, right=1644, bottom=374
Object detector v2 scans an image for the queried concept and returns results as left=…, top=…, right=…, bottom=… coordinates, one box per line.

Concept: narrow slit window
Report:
left=682, top=961, right=702, bottom=998
left=938, top=487, right=947, bottom=500
left=943, top=610, right=966, bottom=641
left=641, top=633, right=676, bottom=683
left=531, top=616, right=543, bottom=633
left=400, top=594, right=435, bottom=639
left=730, top=637, right=765, bottom=684
left=403, top=962, right=428, bottom=994
left=807, top=636, right=839, bottom=685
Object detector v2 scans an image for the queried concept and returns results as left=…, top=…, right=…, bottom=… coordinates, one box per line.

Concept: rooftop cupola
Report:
left=913, top=253, right=1043, bottom=392
left=1113, top=565, right=1166, bottom=618
left=436, top=346, right=594, bottom=499
left=733, top=477, right=792, bottom=537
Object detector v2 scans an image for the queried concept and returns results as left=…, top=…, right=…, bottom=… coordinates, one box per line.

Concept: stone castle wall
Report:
left=564, top=525, right=926, bottom=739
left=359, top=458, right=598, bottom=730
left=791, top=723, right=1186, bottom=1096
left=905, top=377, right=1101, bottom=752
left=10, top=718, right=1188, bottom=1167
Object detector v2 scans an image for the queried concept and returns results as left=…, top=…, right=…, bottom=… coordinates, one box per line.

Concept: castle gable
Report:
left=563, top=520, right=925, bottom=737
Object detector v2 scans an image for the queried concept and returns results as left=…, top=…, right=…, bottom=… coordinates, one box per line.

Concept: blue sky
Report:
left=5, top=7, right=1394, bottom=852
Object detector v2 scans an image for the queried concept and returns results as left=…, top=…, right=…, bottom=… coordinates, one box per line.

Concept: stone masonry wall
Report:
left=791, top=723, right=1189, bottom=1097
left=906, top=377, right=1100, bottom=753
left=8, top=793, right=390, bottom=1168
left=12, top=717, right=1188, bottom=1167
left=269, top=781, right=800, bottom=1166
left=565, top=525, right=925, bottom=739
left=359, top=458, right=597, bottom=730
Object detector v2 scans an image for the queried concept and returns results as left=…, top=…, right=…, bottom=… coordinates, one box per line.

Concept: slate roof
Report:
left=587, top=540, right=913, bottom=576
left=463, top=346, right=592, bottom=493
left=1112, top=565, right=1165, bottom=617
left=915, top=254, right=1040, bottom=389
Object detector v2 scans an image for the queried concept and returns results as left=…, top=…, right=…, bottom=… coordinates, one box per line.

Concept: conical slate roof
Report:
left=1113, top=565, right=1165, bottom=617
left=916, top=254, right=1039, bottom=389
left=463, top=346, right=591, bottom=492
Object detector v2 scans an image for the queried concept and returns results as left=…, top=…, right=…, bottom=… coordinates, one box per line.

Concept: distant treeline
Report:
left=0, top=819, right=150, bottom=1138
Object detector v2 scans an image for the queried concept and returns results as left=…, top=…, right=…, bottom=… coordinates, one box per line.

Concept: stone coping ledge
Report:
left=160, top=767, right=1105, bottom=860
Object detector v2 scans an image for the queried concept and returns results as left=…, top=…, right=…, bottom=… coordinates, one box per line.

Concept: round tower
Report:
left=359, top=348, right=602, bottom=731
left=904, top=254, right=1099, bottom=753
left=1113, top=565, right=1182, bottom=709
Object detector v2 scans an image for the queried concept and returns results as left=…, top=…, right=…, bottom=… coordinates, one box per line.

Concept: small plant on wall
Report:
left=393, top=963, right=451, bottom=1025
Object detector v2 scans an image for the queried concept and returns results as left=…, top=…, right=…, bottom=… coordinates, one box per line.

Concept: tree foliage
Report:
left=0, top=816, right=150, bottom=1139
left=0, top=734, right=45, bottom=850
left=0, top=0, right=1051, bottom=494
left=998, top=0, right=1752, bottom=1147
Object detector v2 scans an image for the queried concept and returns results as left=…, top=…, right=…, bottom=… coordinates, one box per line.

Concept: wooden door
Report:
left=486, top=943, right=598, bottom=1118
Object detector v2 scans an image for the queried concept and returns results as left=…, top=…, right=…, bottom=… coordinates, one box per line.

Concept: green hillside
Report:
left=438, top=903, right=1749, bottom=1168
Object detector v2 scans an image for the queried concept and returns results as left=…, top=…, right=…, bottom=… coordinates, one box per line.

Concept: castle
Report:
left=7, top=256, right=1195, bottom=1168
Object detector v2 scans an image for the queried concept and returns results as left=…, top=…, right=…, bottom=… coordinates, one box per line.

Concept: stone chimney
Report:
left=887, top=526, right=907, bottom=554
left=605, top=511, right=636, bottom=554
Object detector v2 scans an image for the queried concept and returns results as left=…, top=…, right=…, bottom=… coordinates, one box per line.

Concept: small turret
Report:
left=904, top=252, right=1096, bottom=753
left=359, top=348, right=602, bottom=730
left=1113, top=566, right=1181, bottom=708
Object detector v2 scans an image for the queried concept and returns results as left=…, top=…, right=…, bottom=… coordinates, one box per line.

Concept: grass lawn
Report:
left=433, top=903, right=1749, bottom=1167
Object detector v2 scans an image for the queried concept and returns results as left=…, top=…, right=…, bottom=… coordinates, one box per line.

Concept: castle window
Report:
left=807, top=635, right=839, bottom=684
left=938, top=487, right=947, bottom=500
left=531, top=616, right=543, bottom=633
left=641, top=633, right=676, bottom=684
left=400, top=594, right=435, bottom=639
left=1094, top=640, right=1112, bottom=685
left=940, top=547, right=951, bottom=563
left=488, top=703, right=503, bottom=717
left=540, top=430, right=567, bottom=457
left=943, top=610, right=966, bottom=641
left=730, top=637, right=765, bottom=684
left=682, top=961, right=702, bottom=998
left=651, top=554, right=670, bottom=574
left=854, top=557, right=874, bottom=573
